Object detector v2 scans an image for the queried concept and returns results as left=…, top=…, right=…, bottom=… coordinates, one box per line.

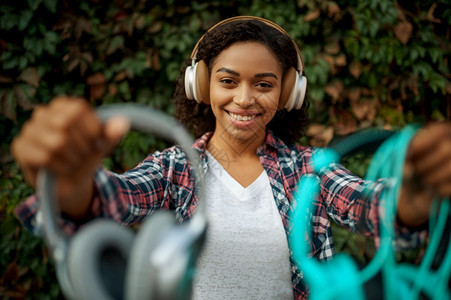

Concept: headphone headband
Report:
left=190, top=16, right=305, bottom=73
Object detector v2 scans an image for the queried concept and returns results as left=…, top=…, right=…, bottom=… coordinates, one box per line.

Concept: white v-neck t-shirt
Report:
left=192, top=152, right=293, bottom=299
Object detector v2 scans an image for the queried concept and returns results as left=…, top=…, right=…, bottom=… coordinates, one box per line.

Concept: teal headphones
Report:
left=290, top=127, right=451, bottom=300
left=38, top=104, right=207, bottom=300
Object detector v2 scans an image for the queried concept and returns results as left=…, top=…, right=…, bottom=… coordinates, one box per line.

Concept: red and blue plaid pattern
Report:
left=15, top=130, right=426, bottom=299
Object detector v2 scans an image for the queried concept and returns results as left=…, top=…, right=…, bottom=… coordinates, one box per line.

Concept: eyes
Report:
left=219, top=78, right=235, bottom=85
left=218, top=78, right=274, bottom=90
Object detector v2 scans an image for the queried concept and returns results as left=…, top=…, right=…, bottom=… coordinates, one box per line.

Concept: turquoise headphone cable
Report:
left=290, top=125, right=451, bottom=300
left=395, top=200, right=450, bottom=300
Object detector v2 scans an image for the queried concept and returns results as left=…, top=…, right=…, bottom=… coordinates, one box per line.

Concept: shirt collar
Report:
left=192, top=130, right=285, bottom=157
left=262, top=130, right=285, bottom=152
left=192, top=132, right=213, bottom=159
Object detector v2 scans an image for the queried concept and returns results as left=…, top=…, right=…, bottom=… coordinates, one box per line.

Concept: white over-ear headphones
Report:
left=37, top=104, right=207, bottom=300
left=184, top=16, right=307, bottom=111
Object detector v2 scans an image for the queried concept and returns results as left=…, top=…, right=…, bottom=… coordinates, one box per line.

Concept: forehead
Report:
left=212, top=42, right=282, bottom=75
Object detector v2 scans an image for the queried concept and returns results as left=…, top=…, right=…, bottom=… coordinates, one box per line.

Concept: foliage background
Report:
left=1, top=0, right=449, bottom=298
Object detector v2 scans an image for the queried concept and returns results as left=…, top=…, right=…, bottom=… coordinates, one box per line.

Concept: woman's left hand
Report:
left=397, top=122, right=451, bottom=227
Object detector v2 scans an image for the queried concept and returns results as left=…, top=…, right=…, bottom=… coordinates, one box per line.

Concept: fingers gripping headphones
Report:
left=290, top=128, right=451, bottom=300
left=37, top=104, right=207, bottom=300
left=184, top=16, right=307, bottom=111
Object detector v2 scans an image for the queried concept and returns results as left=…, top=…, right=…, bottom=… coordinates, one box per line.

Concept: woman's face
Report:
left=209, top=41, right=283, bottom=145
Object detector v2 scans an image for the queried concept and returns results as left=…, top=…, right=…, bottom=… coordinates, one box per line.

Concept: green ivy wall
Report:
left=1, top=0, right=449, bottom=297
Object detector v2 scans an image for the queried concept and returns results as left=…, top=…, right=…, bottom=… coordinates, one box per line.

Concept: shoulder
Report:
left=266, top=131, right=314, bottom=160
left=139, top=132, right=211, bottom=166
left=261, top=131, right=315, bottom=176
left=132, top=133, right=211, bottom=180
left=139, top=145, right=188, bottom=166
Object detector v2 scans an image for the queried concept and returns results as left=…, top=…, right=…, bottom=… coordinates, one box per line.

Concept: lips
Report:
left=228, top=112, right=257, bottom=121
left=226, top=110, right=262, bottom=122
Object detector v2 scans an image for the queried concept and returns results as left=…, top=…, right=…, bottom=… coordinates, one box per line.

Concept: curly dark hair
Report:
left=172, top=18, right=310, bottom=144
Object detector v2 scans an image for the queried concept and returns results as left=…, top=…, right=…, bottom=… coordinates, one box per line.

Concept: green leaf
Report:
left=18, top=10, right=33, bottom=31
left=27, top=0, right=42, bottom=10
left=166, top=61, right=181, bottom=81
left=412, top=62, right=431, bottom=78
left=368, top=72, right=377, bottom=88
left=428, top=72, right=446, bottom=94
left=43, top=0, right=57, bottom=13
left=1, top=12, right=18, bottom=30
left=106, top=35, right=125, bottom=55
left=44, top=31, right=59, bottom=44
left=23, top=36, right=36, bottom=51
left=15, top=84, right=37, bottom=110
left=2, top=56, right=18, bottom=70
left=18, top=56, right=28, bottom=70
left=118, top=81, right=131, bottom=100
left=428, top=48, right=441, bottom=64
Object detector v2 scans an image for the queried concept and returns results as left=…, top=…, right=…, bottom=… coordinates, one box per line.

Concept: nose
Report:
left=233, top=84, right=255, bottom=107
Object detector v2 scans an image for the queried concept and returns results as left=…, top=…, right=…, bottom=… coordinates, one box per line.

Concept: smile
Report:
left=228, top=112, right=260, bottom=121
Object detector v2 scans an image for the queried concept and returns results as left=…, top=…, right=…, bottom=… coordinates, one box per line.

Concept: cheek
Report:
left=259, top=90, right=281, bottom=113
left=209, top=81, right=226, bottom=106
left=263, top=107, right=277, bottom=124
left=208, top=85, right=228, bottom=119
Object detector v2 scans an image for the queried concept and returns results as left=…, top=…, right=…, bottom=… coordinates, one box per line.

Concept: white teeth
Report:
left=229, top=112, right=257, bottom=121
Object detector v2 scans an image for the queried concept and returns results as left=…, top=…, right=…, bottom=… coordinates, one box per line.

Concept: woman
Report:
left=12, top=16, right=451, bottom=299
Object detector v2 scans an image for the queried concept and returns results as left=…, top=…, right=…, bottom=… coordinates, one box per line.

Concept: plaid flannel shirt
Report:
left=15, top=131, right=426, bottom=299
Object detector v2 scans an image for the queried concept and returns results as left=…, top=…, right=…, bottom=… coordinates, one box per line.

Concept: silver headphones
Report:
left=38, top=104, right=207, bottom=300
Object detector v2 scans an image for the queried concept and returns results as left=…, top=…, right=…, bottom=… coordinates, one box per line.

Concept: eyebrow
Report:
left=255, top=72, right=278, bottom=80
left=216, top=67, right=278, bottom=80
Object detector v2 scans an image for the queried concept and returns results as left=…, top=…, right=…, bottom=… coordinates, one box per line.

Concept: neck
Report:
left=207, top=130, right=266, bottom=162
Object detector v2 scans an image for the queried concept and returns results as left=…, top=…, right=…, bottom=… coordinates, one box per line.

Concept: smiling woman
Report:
left=174, top=17, right=310, bottom=145
left=209, top=42, right=282, bottom=147
left=202, top=42, right=282, bottom=188
left=10, top=15, right=451, bottom=300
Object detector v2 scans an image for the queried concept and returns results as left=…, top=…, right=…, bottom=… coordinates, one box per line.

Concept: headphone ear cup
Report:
left=296, top=74, right=307, bottom=110
left=195, top=60, right=210, bottom=105
left=184, top=64, right=196, bottom=101
left=126, top=211, right=206, bottom=300
left=280, top=67, right=297, bottom=110
left=280, top=67, right=307, bottom=111
left=67, top=220, right=134, bottom=300
left=184, top=60, right=210, bottom=105
left=125, top=211, right=178, bottom=300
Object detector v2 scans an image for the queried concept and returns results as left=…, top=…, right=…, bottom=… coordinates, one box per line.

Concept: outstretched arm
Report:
left=11, top=96, right=129, bottom=219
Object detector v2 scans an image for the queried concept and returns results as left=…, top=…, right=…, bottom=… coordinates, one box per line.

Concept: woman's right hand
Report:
left=11, top=96, right=130, bottom=218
